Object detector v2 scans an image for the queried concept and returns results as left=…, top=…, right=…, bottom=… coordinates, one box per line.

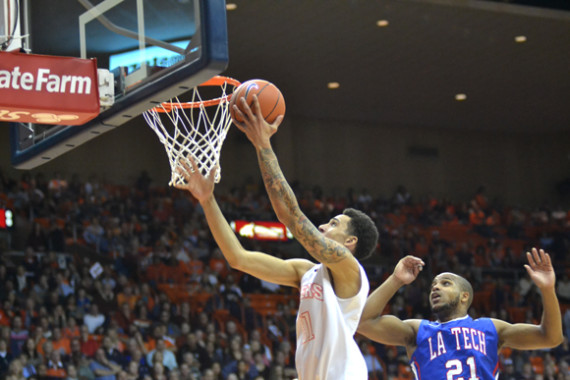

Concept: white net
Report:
left=142, top=76, right=239, bottom=186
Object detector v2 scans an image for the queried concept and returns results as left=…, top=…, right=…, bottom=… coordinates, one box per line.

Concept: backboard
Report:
left=4, top=0, right=229, bottom=169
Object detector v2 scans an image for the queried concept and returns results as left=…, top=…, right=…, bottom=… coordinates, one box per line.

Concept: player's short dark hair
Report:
left=343, top=208, right=379, bottom=261
left=455, top=275, right=474, bottom=308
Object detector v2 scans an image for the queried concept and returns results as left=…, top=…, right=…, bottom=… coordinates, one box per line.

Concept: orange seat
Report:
left=248, top=294, right=279, bottom=312
left=211, top=310, right=248, bottom=342
left=188, top=292, right=212, bottom=313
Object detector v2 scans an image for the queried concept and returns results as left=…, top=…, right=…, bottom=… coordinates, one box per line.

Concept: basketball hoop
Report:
left=143, top=75, right=241, bottom=186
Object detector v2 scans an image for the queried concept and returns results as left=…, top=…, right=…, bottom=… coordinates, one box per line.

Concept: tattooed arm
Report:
left=174, top=157, right=315, bottom=288
left=232, top=96, right=363, bottom=297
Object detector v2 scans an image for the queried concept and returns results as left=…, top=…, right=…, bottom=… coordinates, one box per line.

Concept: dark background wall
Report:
left=2, top=116, right=569, bottom=208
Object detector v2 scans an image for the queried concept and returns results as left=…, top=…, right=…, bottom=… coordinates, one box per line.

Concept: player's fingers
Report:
left=273, top=114, right=284, bottom=127
left=526, top=251, right=536, bottom=267
left=532, top=247, right=541, bottom=264
left=406, top=255, right=425, bottom=266
left=232, top=105, right=248, bottom=125
left=413, top=265, right=422, bottom=276
left=208, top=165, right=220, bottom=180
left=239, top=97, right=256, bottom=119
left=172, top=172, right=189, bottom=190
left=252, top=95, right=263, bottom=116
left=524, top=264, right=533, bottom=276
left=178, top=156, right=191, bottom=171
left=544, top=252, right=552, bottom=267
left=175, top=165, right=191, bottom=181
left=185, top=155, right=199, bottom=172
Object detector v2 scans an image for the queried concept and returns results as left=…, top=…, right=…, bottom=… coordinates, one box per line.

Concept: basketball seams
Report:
left=264, top=92, right=282, bottom=121
left=245, top=82, right=270, bottom=116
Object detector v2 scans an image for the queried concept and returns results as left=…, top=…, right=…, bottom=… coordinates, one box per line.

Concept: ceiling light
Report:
left=226, top=3, right=237, bottom=11
left=376, top=20, right=389, bottom=27
left=327, top=82, right=340, bottom=89
left=514, top=35, right=527, bottom=43
left=455, top=93, right=467, bottom=101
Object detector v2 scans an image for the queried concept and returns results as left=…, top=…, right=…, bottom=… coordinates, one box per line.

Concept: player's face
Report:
left=318, top=215, right=351, bottom=244
left=429, top=273, right=461, bottom=313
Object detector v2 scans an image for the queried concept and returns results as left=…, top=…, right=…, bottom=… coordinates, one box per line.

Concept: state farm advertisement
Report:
left=0, top=51, right=100, bottom=125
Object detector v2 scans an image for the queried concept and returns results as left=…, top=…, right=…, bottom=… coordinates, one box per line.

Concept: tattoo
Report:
left=258, top=148, right=348, bottom=264
left=293, top=215, right=348, bottom=264
left=258, top=148, right=297, bottom=213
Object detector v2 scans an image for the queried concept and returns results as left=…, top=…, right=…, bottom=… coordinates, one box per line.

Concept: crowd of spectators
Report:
left=0, top=168, right=568, bottom=380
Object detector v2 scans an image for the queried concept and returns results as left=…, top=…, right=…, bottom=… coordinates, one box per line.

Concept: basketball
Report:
left=229, top=79, right=286, bottom=124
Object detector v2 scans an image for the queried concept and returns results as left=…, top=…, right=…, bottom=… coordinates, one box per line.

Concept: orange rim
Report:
left=152, top=75, right=241, bottom=112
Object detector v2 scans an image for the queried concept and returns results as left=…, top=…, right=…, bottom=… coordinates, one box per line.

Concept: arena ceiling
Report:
left=31, top=0, right=570, bottom=133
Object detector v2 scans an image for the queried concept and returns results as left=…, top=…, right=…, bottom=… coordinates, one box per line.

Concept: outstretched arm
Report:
left=494, top=248, right=563, bottom=350
left=232, top=97, right=362, bottom=297
left=174, top=158, right=313, bottom=288
left=358, top=256, right=424, bottom=348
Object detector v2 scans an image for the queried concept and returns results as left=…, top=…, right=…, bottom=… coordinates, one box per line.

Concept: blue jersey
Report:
left=410, top=315, right=499, bottom=380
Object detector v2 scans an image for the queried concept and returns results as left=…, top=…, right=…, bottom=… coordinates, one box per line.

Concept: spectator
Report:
left=151, top=361, right=167, bottom=380
left=94, top=282, right=117, bottom=317
left=84, top=304, right=105, bottom=334
left=22, top=337, right=42, bottom=368
left=46, top=350, right=67, bottom=378
left=128, top=347, right=150, bottom=379
left=65, top=363, right=79, bottom=380
left=56, top=272, right=75, bottom=299
left=158, top=309, right=181, bottom=340
left=116, top=283, right=139, bottom=312
left=89, top=348, right=122, bottom=380
left=0, top=338, right=13, bottom=378
left=22, top=247, right=40, bottom=282
left=19, top=353, right=37, bottom=379
left=147, top=338, right=177, bottom=372
left=22, top=298, right=39, bottom=331
left=79, top=324, right=100, bottom=358
left=15, top=265, right=29, bottom=294
left=32, top=275, right=50, bottom=304
left=68, top=337, right=84, bottom=365
left=51, top=327, right=71, bottom=356
left=83, top=218, right=105, bottom=251
left=5, top=358, right=23, bottom=380
left=124, top=360, right=139, bottom=380
left=101, top=334, right=124, bottom=368
left=63, top=317, right=81, bottom=340
left=9, top=315, right=29, bottom=357
left=132, top=304, right=152, bottom=337
left=76, top=288, right=93, bottom=315
left=178, top=362, right=197, bottom=380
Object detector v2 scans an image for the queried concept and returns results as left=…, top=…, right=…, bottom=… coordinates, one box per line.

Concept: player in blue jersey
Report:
left=358, top=248, right=563, bottom=380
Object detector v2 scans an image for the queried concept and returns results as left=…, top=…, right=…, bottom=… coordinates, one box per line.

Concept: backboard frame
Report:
left=9, top=0, right=229, bottom=170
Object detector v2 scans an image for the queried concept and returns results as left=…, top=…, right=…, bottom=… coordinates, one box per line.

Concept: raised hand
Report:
left=173, top=155, right=216, bottom=203
left=524, top=248, right=556, bottom=291
left=393, top=255, right=425, bottom=286
left=232, top=95, right=283, bottom=150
